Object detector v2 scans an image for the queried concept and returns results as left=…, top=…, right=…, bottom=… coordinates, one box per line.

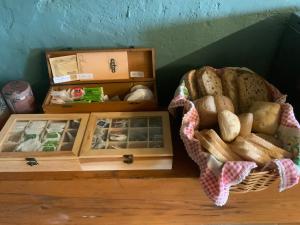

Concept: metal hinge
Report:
left=25, top=157, right=39, bottom=166
left=123, top=154, right=134, bottom=164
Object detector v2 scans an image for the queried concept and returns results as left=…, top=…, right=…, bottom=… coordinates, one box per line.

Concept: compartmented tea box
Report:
left=0, top=114, right=89, bottom=172
left=0, top=111, right=173, bottom=172
left=42, top=48, right=158, bottom=113
left=79, top=111, right=173, bottom=171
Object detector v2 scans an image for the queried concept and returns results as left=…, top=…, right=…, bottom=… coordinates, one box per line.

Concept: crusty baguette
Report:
left=194, top=130, right=241, bottom=162
left=231, top=136, right=272, bottom=166
left=184, top=69, right=198, bottom=100
left=245, top=133, right=292, bottom=159
left=196, top=67, right=222, bottom=96
left=221, top=68, right=239, bottom=113
left=255, top=133, right=283, bottom=147
left=205, top=129, right=241, bottom=161
left=218, top=110, right=241, bottom=142
left=237, top=72, right=270, bottom=112
left=195, top=131, right=230, bottom=163
left=238, top=113, right=253, bottom=137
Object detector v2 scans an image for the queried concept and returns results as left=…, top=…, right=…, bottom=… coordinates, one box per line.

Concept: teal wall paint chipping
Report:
left=1, top=0, right=300, bottom=104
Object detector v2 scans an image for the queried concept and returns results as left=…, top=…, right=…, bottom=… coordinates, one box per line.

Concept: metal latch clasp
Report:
left=25, top=157, right=39, bottom=166
left=123, top=154, right=133, bottom=164
left=109, top=58, right=117, bottom=73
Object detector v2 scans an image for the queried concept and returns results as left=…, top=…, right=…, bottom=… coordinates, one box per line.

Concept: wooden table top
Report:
left=0, top=119, right=299, bottom=225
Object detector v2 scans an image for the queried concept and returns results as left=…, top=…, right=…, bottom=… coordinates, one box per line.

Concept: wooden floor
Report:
left=0, top=119, right=299, bottom=225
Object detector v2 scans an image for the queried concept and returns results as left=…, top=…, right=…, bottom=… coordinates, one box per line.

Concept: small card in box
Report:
left=0, top=113, right=89, bottom=172
left=79, top=111, right=173, bottom=171
left=42, top=48, right=158, bottom=113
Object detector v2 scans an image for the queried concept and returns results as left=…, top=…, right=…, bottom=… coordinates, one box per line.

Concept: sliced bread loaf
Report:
left=221, top=68, right=239, bottom=113
left=237, top=72, right=270, bottom=112
left=184, top=69, right=198, bottom=100
left=196, top=67, right=222, bottom=96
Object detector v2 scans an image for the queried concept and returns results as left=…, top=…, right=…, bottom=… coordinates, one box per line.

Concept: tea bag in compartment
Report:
left=69, top=120, right=81, bottom=129
left=13, top=121, right=28, bottom=132
left=149, top=127, right=163, bottom=142
left=25, top=120, right=47, bottom=135
left=7, top=132, right=23, bottom=143
left=149, top=142, right=163, bottom=148
left=149, top=117, right=162, bottom=127
left=107, top=142, right=127, bottom=149
left=128, top=142, right=148, bottom=148
left=109, top=129, right=127, bottom=141
left=47, top=121, right=67, bottom=133
left=15, top=138, right=42, bottom=152
left=64, top=130, right=78, bottom=142
left=1, top=142, right=18, bottom=152
left=111, top=119, right=128, bottom=128
left=130, top=117, right=148, bottom=127
left=129, top=128, right=148, bottom=141
left=45, top=132, right=61, bottom=142
left=92, top=128, right=108, bottom=149
left=60, top=142, right=74, bottom=151
left=96, top=119, right=111, bottom=128
left=41, top=140, right=59, bottom=152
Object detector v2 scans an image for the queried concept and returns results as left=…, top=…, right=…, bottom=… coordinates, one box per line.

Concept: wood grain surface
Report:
left=0, top=118, right=299, bottom=225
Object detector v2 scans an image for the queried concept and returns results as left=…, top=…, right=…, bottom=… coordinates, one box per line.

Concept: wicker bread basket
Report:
left=230, top=169, right=279, bottom=193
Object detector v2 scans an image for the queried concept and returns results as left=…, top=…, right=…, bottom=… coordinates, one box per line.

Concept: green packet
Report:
left=81, top=87, right=104, bottom=102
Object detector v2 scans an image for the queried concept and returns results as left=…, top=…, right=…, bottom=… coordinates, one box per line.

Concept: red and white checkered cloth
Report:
left=168, top=68, right=300, bottom=206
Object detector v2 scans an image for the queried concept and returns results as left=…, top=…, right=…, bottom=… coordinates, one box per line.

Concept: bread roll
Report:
left=184, top=69, right=199, bottom=100
left=237, top=73, right=270, bottom=112
left=194, top=96, right=217, bottom=129
left=250, top=101, right=281, bottom=135
left=214, top=95, right=234, bottom=113
left=221, top=68, right=239, bottom=113
left=196, top=67, right=222, bottom=96
left=218, top=110, right=241, bottom=142
left=238, top=113, right=253, bottom=137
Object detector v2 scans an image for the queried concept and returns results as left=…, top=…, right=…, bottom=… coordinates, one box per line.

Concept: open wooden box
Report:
left=42, top=48, right=157, bottom=113
left=0, top=114, right=89, bottom=172
left=79, top=111, right=173, bottom=170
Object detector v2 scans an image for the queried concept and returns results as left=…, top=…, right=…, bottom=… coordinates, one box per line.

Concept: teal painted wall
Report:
left=1, top=0, right=300, bottom=104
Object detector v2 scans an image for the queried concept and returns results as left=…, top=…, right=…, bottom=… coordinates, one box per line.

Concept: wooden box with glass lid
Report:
left=0, top=114, right=89, bottom=172
left=79, top=111, right=173, bottom=171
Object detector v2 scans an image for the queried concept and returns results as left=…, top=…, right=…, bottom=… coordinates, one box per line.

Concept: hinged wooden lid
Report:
left=46, top=48, right=156, bottom=86
left=79, top=111, right=173, bottom=159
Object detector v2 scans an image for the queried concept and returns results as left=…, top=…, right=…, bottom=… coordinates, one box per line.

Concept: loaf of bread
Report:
left=214, top=95, right=235, bottom=113
left=194, top=96, right=218, bottom=129
left=184, top=69, right=199, bottom=100
left=221, top=68, right=239, bottom=113
left=195, top=95, right=235, bottom=129
left=238, top=113, right=253, bottom=137
left=196, top=67, right=222, bottom=96
left=218, top=110, right=241, bottom=142
left=237, top=72, right=270, bottom=112
left=250, top=101, right=281, bottom=135
left=245, top=133, right=292, bottom=159
left=231, top=136, right=272, bottom=166
left=195, top=129, right=241, bottom=162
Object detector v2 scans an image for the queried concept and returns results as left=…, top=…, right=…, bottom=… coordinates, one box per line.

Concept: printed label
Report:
left=53, top=75, right=72, bottom=84
left=77, top=73, right=94, bottom=80
left=130, top=71, right=144, bottom=78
